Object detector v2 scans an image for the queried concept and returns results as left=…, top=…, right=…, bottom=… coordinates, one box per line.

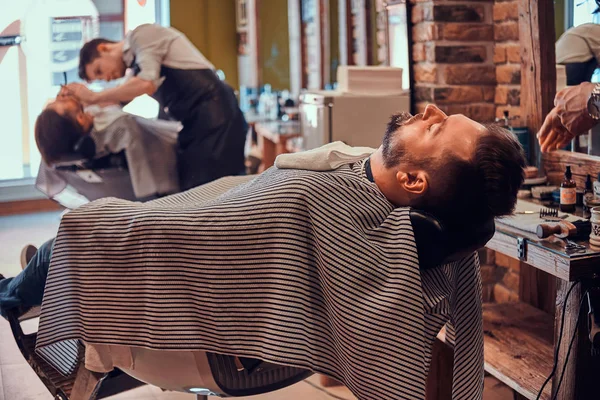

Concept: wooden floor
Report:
left=0, top=210, right=513, bottom=399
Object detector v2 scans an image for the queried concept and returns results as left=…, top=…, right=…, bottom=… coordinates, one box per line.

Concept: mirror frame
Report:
left=522, top=0, right=600, bottom=185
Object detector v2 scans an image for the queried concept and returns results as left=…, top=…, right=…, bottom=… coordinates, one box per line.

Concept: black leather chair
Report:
left=7, top=211, right=495, bottom=400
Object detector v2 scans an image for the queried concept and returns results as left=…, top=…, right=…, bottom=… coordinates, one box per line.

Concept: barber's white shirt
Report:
left=556, top=23, right=600, bottom=64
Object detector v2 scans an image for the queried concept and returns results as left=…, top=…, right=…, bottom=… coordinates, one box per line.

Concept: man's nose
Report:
left=423, top=104, right=447, bottom=121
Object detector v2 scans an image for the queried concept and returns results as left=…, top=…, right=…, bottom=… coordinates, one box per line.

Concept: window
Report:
left=0, top=0, right=169, bottom=191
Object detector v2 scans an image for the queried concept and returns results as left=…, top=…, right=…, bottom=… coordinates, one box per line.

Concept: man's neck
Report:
left=369, top=149, right=406, bottom=207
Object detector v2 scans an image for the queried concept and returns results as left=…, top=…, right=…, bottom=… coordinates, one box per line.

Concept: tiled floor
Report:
left=0, top=210, right=512, bottom=399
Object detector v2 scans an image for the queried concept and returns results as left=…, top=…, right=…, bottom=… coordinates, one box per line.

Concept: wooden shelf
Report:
left=483, top=302, right=554, bottom=400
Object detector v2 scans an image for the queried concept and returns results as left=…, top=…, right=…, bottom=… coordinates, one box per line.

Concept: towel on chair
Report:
left=274, top=141, right=376, bottom=171
left=35, top=161, right=484, bottom=400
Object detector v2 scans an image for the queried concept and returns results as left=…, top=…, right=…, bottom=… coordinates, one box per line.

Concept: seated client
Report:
left=1, top=104, right=525, bottom=400
left=35, top=93, right=180, bottom=198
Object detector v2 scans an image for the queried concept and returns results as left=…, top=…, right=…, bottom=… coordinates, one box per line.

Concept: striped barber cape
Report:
left=35, top=160, right=484, bottom=400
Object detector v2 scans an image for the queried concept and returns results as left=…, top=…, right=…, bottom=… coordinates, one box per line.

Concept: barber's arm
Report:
left=65, top=78, right=156, bottom=106
left=537, top=82, right=599, bottom=152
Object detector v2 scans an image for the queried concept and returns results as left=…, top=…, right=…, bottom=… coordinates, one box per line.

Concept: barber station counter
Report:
left=254, top=121, right=302, bottom=172
left=437, top=203, right=600, bottom=400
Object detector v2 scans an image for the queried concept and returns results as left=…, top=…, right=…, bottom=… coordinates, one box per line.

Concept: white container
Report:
left=336, top=66, right=404, bottom=95
left=589, top=206, right=600, bottom=248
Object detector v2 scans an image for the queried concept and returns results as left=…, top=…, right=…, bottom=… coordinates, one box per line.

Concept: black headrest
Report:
left=73, top=135, right=96, bottom=160
left=410, top=209, right=495, bottom=270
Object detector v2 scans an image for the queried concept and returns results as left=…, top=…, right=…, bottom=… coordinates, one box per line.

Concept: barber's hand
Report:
left=65, top=83, right=98, bottom=105
left=537, top=108, right=575, bottom=153
left=537, top=83, right=598, bottom=153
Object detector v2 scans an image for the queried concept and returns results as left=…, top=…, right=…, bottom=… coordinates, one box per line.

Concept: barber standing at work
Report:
left=65, top=23, right=248, bottom=190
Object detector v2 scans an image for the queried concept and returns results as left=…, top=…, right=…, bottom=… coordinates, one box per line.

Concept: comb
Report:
left=539, top=208, right=559, bottom=221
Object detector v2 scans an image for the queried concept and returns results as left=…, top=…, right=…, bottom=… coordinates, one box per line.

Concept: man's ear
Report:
left=97, top=43, right=109, bottom=53
left=396, top=170, right=429, bottom=196
left=75, top=114, right=89, bottom=132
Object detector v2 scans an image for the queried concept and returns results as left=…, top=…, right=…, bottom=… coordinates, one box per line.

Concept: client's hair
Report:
left=35, top=109, right=85, bottom=164
left=78, top=38, right=117, bottom=80
left=384, top=115, right=525, bottom=228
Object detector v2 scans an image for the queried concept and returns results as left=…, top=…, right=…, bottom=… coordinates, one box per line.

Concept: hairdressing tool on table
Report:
left=536, top=219, right=591, bottom=240
left=515, top=208, right=564, bottom=221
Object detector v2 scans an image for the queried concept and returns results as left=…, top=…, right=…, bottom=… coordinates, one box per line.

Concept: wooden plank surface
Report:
left=551, top=280, right=600, bottom=399
left=542, top=150, right=600, bottom=188
left=518, top=0, right=556, bottom=151
left=482, top=302, right=554, bottom=400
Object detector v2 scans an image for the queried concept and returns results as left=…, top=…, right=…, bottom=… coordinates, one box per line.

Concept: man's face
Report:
left=84, top=48, right=126, bottom=82
left=388, top=104, right=486, bottom=168
left=46, top=96, right=94, bottom=133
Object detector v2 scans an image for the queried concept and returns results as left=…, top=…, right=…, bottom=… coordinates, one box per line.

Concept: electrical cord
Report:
left=535, top=281, right=578, bottom=400
left=551, top=289, right=589, bottom=400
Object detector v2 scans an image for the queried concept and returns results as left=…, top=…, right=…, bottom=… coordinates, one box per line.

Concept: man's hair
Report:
left=34, top=109, right=85, bottom=164
left=382, top=114, right=526, bottom=228
left=78, top=38, right=116, bottom=80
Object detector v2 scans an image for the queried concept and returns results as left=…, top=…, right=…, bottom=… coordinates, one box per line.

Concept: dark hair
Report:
left=383, top=115, right=526, bottom=228
left=78, top=38, right=116, bottom=80
left=34, top=109, right=85, bottom=164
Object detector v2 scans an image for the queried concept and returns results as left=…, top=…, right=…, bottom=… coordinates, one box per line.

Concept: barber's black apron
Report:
left=131, top=62, right=248, bottom=191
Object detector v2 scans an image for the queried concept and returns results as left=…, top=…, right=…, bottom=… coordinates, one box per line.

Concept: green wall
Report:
left=170, top=0, right=239, bottom=89
left=258, top=0, right=291, bottom=90
left=555, top=0, right=565, bottom=41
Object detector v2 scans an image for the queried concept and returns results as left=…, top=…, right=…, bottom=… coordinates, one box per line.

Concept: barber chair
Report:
left=40, top=136, right=157, bottom=209
left=7, top=211, right=495, bottom=400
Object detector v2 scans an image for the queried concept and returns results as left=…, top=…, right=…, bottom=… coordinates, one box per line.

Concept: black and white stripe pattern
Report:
left=36, top=162, right=483, bottom=400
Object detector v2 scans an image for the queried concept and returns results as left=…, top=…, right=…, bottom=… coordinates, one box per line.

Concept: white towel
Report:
left=275, top=141, right=376, bottom=171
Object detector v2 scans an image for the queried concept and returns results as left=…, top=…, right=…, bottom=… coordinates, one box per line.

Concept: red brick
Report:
left=481, top=265, right=497, bottom=285
left=434, top=86, right=484, bottom=103
left=495, top=253, right=510, bottom=268
left=412, top=4, right=433, bottom=24
left=502, top=270, right=520, bottom=292
left=413, top=43, right=426, bottom=62
left=506, top=44, right=521, bottom=63
left=442, top=23, right=494, bottom=41
left=433, top=4, right=484, bottom=22
left=493, top=283, right=519, bottom=303
left=494, top=21, right=519, bottom=41
left=413, top=22, right=440, bottom=42
left=496, top=64, right=521, bottom=84
left=508, top=258, right=522, bottom=273
left=435, top=45, right=487, bottom=63
left=445, top=103, right=496, bottom=122
left=483, top=86, right=495, bottom=102
left=494, top=45, right=507, bottom=64
left=414, top=63, right=438, bottom=83
left=495, top=86, right=521, bottom=106
left=493, top=1, right=519, bottom=21
left=443, top=65, right=496, bottom=85
left=414, top=86, right=434, bottom=102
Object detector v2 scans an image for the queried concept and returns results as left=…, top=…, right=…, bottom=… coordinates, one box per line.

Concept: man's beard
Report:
left=381, top=112, right=413, bottom=168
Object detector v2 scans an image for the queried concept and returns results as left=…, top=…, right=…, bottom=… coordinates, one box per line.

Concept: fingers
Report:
left=539, top=111, right=569, bottom=153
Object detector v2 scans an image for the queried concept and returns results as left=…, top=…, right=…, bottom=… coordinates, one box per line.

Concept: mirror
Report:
left=555, top=0, right=600, bottom=156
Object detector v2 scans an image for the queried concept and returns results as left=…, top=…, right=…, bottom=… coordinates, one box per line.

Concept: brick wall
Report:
left=411, top=0, right=497, bottom=122
left=478, top=248, right=520, bottom=303
left=492, top=0, right=521, bottom=121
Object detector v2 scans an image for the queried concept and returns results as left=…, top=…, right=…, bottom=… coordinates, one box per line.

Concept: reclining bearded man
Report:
left=1, top=104, right=526, bottom=400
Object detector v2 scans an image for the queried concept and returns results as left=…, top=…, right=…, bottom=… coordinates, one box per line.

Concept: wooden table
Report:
left=254, top=121, right=302, bottom=172
left=478, top=214, right=600, bottom=400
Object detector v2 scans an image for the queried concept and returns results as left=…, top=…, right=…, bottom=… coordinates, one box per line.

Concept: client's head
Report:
left=372, top=104, right=526, bottom=228
left=34, top=96, right=94, bottom=164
